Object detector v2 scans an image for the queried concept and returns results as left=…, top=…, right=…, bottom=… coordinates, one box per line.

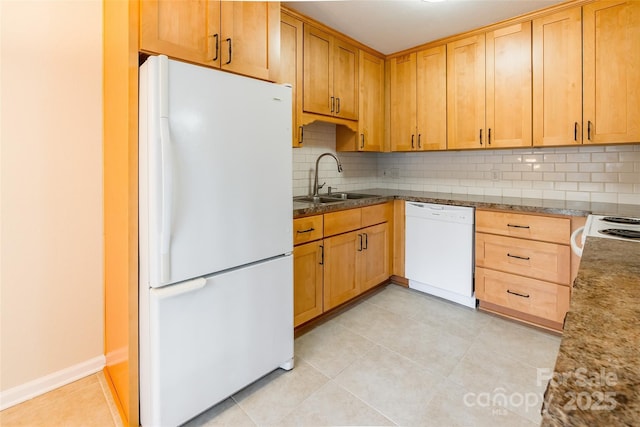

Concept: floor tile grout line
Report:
left=325, top=378, right=400, bottom=426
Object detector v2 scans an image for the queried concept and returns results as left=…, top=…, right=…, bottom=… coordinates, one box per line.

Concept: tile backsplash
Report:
left=293, top=122, right=640, bottom=205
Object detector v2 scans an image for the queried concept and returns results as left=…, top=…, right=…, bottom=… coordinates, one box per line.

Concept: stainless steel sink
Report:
left=294, top=192, right=380, bottom=204
left=328, top=192, right=379, bottom=200
left=293, top=195, right=344, bottom=204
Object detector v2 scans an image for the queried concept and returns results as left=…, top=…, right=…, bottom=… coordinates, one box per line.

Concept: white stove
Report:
left=572, top=215, right=640, bottom=256
left=584, top=215, right=640, bottom=243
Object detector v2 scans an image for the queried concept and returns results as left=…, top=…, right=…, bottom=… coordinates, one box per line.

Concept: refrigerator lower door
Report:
left=140, top=255, right=293, bottom=427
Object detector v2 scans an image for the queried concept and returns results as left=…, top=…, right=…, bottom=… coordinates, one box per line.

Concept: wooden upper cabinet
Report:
left=334, top=40, right=359, bottom=120
left=486, top=22, right=532, bottom=148
left=141, top=0, right=219, bottom=66
left=447, top=34, right=486, bottom=150
left=390, top=53, right=417, bottom=151
left=219, top=2, right=280, bottom=81
left=303, top=25, right=333, bottom=116
left=416, top=45, right=447, bottom=151
left=279, top=12, right=303, bottom=147
left=582, top=0, right=640, bottom=145
left=140, top=1, right=279, bottom=81
left=303, top=24, right=358, bottom=120
left=358, top=51, right=385, bottom=151
left=533, top=7, right=583, bottom=147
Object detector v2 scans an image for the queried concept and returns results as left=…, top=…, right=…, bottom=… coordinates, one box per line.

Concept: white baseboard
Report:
left=0, top=355, right=106, bottom=410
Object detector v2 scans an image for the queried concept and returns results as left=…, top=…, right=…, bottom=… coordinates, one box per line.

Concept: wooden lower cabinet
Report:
left=360, top=222, right=390, bottom=291
left=475, top=267, right=570, bottom=325
left=324, top=231, right=360, bottom=310
left=324, top=222, right=391, bottom=311
left=475, top=232, right=571, bottom=285
left=293, top=241, right=324, bottom=327
left=475, top=209, right=574, bottom=331
left=294, top=202, right=393, bottom=326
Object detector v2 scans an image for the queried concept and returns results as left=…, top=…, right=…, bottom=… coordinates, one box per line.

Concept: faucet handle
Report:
left=318, top=182, right=326, bottom=190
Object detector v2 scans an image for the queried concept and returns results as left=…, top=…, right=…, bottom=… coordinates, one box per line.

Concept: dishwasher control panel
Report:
left=405, top=202, right=474, bottom=224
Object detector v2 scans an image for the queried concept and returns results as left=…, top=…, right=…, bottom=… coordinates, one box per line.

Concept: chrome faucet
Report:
left=313, top=152, right=343, bottom=196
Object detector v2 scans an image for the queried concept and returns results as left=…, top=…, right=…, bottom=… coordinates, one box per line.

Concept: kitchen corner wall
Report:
left=294, top=122, right=640, bottom=206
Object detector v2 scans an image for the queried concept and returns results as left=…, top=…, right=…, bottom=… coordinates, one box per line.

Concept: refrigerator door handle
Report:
left=151, top=277, right=206, bottom=299
left=158, top=55, right=173, bottom=283
left=159, top=117, right=173, bottom=283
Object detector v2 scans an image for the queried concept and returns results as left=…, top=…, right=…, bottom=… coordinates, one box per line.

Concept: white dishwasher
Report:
left=405, top=201, right=476, bottom=308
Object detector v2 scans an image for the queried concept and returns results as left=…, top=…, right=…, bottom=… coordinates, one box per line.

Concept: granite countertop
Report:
left=293, top=188, right=640, bottom=218
left=541, top=237, right=640, bottom=426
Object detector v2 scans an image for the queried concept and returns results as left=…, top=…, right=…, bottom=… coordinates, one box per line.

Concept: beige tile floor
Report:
left=0, top=371, right=123, bottom=427
left=1, top=284, right=561, bottom=426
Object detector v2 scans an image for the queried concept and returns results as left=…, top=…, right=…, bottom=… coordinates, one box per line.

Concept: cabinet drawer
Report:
left=476, top=210, right=570, bottom=244
left=293, top=215, right=323, bottom=245
left=324, top=208, right=362, bottom=237
left=476, top=233, right=571, bottom=285
left=475, top=267, right=570, bottom=323
left=361, top=202, right=392, bottom=228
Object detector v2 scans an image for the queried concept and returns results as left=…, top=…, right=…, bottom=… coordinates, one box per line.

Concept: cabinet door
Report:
left=140, top=0, right=220, bottom=66
left=390, top=53, right=417, bottom=151
left=486, top=22, right=532, bottom=148
left=333, top=40, right=359, bottom=120
left=293, top=241, right=324, bottom=327
left=583, top=1, right=640, bottom=144
left=447, top=34, right=486, bottom=149
left=416, top=46, right=446, bottom=151
left=324, top=231, right=359, bottom=310
left=220, top=1, right=279, bottom=81
left=280, top=13, right=304, bottom=147
left=358, top=51, right=385, bottom=151
left=360, top=223, right=390, bottom=292
left=532, top=7, right=582, bottom=147
left=303, top=24, right=333, bottom=116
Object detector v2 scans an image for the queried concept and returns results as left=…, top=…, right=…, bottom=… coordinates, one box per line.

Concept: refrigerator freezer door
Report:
left=140, top=255, right=294, bottom=427
left=140, top=56, right=293, bottom=288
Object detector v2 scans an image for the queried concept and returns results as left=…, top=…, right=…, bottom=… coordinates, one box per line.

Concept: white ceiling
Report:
left=283, top=0, right=566, bottom=55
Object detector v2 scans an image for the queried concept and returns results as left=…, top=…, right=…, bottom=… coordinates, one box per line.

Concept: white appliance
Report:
left=405, top=202, right=476, bottom=308
left=138, top=55, right=294, bottom=427
left=571, top=215, right=640, bottom=256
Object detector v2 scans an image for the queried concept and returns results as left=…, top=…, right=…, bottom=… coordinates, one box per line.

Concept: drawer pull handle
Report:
left=507, top=224, right=530, bottom=229
left=296, top=227, right=315, bottom=234
left=507, top=289, right=530, bottom=298
left=507, top=253, right=530, bottom=261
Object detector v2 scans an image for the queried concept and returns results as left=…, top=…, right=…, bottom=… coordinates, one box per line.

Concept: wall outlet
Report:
left=381, top=168, right=400, bottom=178
left=491, top=169, right=501, bottom=181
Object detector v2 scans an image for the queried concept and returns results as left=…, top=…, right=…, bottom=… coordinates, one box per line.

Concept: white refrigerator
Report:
left=138, top=55, right=294, bottom=427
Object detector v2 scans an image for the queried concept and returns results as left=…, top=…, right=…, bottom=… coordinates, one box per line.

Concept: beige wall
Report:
left=0, top=0, right=104, bottom=392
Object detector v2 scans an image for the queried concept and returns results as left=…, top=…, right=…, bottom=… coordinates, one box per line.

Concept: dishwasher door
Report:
left=405, top=202, right=476, bottom=308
